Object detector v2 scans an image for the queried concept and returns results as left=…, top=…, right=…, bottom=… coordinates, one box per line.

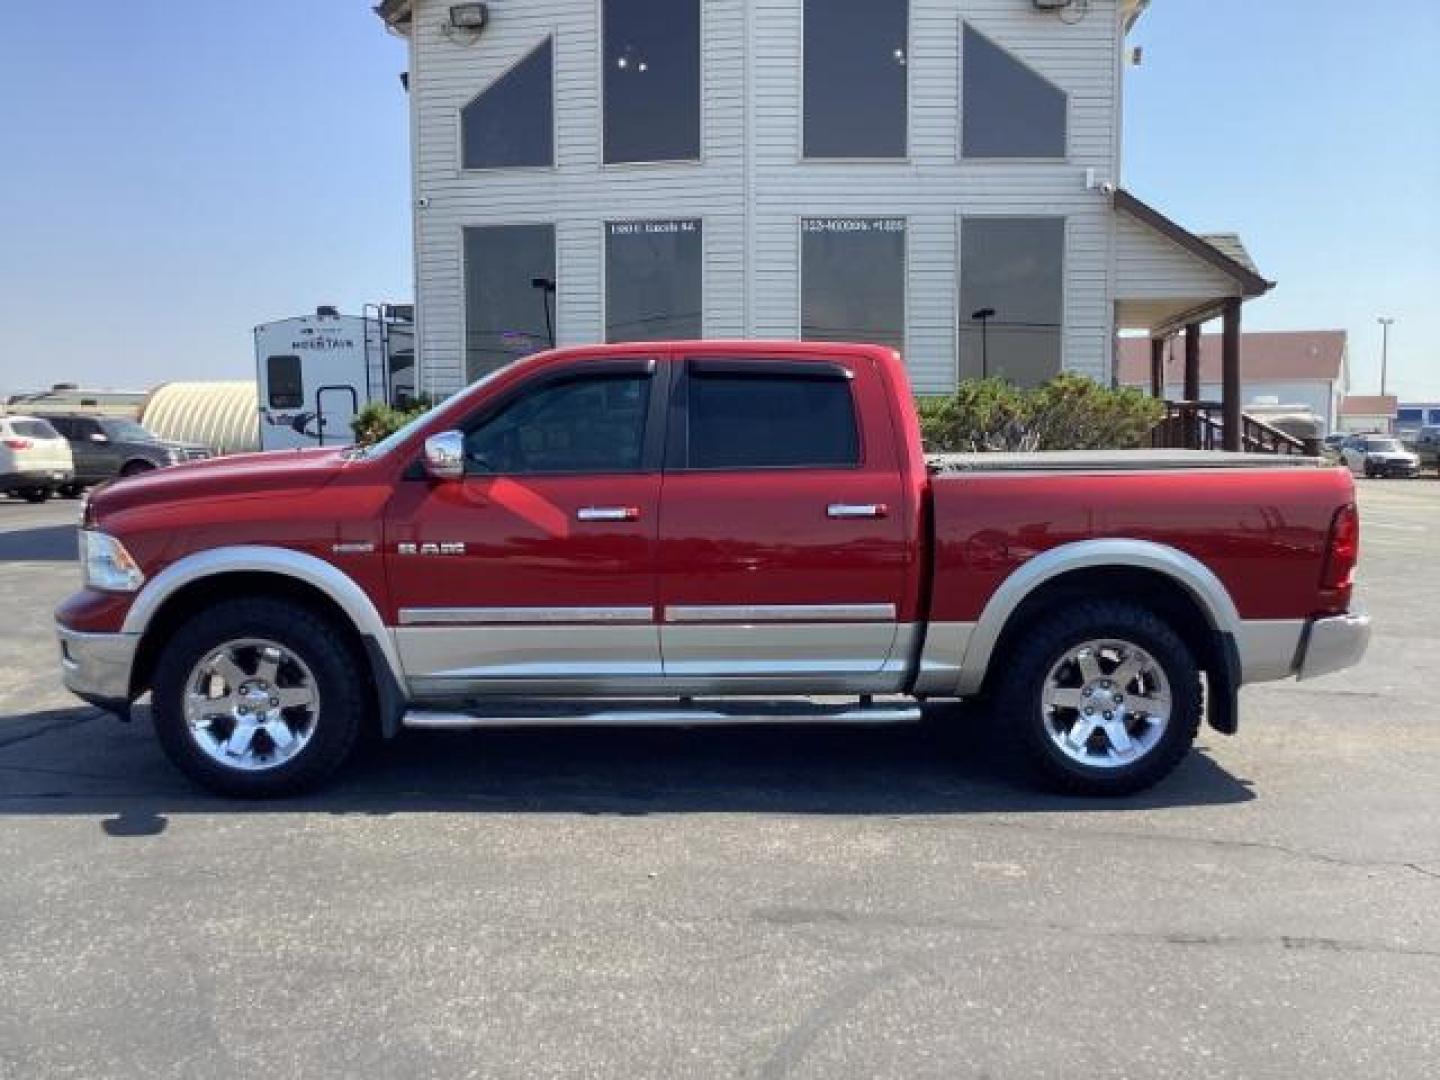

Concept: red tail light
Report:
left=3, top=438, right=33, bottom=450
left=1319, top=502, right=1359, bottom=609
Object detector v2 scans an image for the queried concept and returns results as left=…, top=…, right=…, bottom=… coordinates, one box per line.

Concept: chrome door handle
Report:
left=827, top=503, right=888, bottom=520
left=577, top=506, right=641, bottom=522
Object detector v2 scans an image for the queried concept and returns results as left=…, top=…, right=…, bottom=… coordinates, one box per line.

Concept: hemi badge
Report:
left=332, top=542, right=375, bottom=555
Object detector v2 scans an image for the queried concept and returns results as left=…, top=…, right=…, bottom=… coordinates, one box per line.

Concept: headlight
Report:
left=80, top=530, right=146, bottom=593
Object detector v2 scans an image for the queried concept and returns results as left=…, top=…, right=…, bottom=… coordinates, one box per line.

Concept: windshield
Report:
left=101, top=419, right=158, bottom=442
left=1364, top=438, right=1403, bottom=453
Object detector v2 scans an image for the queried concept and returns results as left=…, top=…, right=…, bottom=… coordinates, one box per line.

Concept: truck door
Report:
left=384, top=358, right=669, bottom=695
left=656, top=354, right=914, bottom=692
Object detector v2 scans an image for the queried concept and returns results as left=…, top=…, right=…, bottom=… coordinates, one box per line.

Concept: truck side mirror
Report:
left=423, top=431, right=465, bottom=481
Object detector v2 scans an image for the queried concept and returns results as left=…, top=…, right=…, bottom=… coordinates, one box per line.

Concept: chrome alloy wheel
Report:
left=1040, top=638, right=1171, bottom=769
left=184, top=639, right=320, bottom=772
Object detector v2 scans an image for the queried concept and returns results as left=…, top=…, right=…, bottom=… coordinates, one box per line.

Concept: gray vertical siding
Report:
left=407, top=0, right=1126, bottom=397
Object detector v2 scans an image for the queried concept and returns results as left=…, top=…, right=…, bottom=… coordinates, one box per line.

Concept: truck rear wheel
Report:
left=994, top=599, right=1202, bottom=796
left=150, top=598, right=366, bottom=798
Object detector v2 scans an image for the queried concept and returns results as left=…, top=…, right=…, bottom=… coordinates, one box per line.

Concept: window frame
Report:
left=796, top=215, right=909, bottom=356
left=664, top=357, right=866, bottom=473
left=958, top=22, right=1070, bottom=164
left=456, top=33, right=559, bottom=174
left=598, top=0, right=704, bottom=168
left=955, top=215, right=1068, bottom=386
left=601, top=217, right=706, bottom=344
left=434, top=357, right=670, bottom=478
left=799, top=0, right=913, bottom=163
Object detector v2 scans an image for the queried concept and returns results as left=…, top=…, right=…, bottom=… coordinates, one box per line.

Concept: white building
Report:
left=1118, top=330, right=1350, bottom=436
left=377, top=0, right=1271, bottom=431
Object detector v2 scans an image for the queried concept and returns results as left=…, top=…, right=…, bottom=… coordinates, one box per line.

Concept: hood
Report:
left=87, top=446, right=348, bottom=522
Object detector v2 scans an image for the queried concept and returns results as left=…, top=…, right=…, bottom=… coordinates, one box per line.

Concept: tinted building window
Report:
left=605, top=220, right=703, bottom=342
left=463, top=224, right=557, bottom=381
left=604, top=0, right=701, bottom=163
left=461, top=38, right=554, bottom=170
left=266, top=355, right=303, bottom=409
left=962, top=25, right=1066, bottom=159
left=686, top=370, right=860, bottom=469
left=959, top=217, right=1065, bottom=386
left=801, top=218, right=906, bottom=353
left=464, top=373, right=651, bottom=474
left=804, top=0, right=908, bottom=159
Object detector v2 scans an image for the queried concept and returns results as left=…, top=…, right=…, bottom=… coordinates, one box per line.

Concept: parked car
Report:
left=1, top=415, right=74, bottom=502
left=1414, top=425, right=1440, bottom=474
left=1339, top=434, right=1420, bottom=478
left=56, top=341, right=1370, bottom=799
left=36, top=414, right=211, bottom=496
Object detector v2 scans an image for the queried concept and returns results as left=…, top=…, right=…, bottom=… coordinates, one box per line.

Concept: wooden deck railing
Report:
left=1151, top=401, right=1313, bottom=456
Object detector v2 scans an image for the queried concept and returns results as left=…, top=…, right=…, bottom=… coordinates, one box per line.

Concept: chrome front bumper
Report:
left=56, top=624, right=139, bottom=711
left=1296, top=610, right=1371, bottom=681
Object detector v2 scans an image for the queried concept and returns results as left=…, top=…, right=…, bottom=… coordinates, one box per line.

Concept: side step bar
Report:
left=402, top=699, right=923, bottom=730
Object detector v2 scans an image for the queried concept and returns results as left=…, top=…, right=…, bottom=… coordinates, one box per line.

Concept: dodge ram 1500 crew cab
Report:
left=56, top=342, right=1370, bottom=798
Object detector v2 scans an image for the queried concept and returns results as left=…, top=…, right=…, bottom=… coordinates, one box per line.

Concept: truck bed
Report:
left=928, top=449, right=1324, bottom=474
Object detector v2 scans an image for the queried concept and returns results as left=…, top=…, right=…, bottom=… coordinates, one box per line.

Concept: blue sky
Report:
left=1, top=1, right=1436, bottom=398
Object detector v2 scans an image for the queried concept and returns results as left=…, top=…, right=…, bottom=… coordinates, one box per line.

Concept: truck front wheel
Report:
left=994, top=600, right=1202, bottom=796
left=150, top=598, right=366, bottom=798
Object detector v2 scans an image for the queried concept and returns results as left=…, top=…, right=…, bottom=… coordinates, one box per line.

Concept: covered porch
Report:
left=1112, top=189, right=1295, bottom=453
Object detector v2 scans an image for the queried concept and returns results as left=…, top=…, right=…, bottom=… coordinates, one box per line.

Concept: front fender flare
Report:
left=123, top=545, right=406, bottom=707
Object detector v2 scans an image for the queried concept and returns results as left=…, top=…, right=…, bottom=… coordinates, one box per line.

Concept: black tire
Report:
left=59, top=483, right=83, bottom=500
left=21, top=487, right=50, bottom=504
left=993, top=599, right=1202, bottom=796
left=151, top=598, right=367, bottom=798
left=120, top=460, right=156, bottom=477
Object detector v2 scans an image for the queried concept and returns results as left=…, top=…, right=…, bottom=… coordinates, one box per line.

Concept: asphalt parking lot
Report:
left=1, top=480, right=1437, bottom=1079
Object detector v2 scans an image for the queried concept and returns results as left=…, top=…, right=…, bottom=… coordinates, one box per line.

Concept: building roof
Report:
left=375, top=0, right=411, bottom=33
left=1117, top=330, right=1349, bottom=385
left=1113, top=189, right=1272, bottom=299
left=1339, top=395, right=1399, bottom=418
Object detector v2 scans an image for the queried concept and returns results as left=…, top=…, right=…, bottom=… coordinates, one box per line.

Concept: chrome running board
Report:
left=402, top=698, right=922, bottom=730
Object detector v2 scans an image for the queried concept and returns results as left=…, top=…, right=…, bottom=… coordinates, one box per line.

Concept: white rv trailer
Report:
left=253, top=306, right=415, bottom=451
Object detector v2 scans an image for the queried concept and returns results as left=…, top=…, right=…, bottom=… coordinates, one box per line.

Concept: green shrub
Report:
left=917, top=374, right=1164, bottom=453
left=351, top=398, right=435, bottom=446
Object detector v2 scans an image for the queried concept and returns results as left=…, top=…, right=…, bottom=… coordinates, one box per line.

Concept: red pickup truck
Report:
left=56, top=342, right=1369, bottom=798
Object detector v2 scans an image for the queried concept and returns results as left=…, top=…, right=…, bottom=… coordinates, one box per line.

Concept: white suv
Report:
left=0, top=415, right=75, bottom=503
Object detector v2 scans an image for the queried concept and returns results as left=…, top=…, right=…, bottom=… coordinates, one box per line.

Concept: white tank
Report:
left=142, top=381, right=261, bottom=456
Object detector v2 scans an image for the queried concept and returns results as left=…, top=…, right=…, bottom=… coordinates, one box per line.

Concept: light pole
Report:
left=971, top=308, right=996, bottom=380
left=1377, top=316, right=1395, bottom=397
left=532, top=277, right=557, bottom=348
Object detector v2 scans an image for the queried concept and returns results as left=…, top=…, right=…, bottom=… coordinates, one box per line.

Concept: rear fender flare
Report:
left=956, top=538, right=1242, bottom=695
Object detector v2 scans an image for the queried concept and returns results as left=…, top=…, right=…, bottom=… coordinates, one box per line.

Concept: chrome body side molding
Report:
left=663, top=603, right=896, bottom=623
left=399, top=606, right=653, bottom=626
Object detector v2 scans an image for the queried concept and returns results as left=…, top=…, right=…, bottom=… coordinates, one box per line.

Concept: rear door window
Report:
left=681, top=365, right=860, bottom=470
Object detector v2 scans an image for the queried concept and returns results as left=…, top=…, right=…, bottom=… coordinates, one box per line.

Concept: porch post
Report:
left=1149, top=336, right=1165, bottom=399
left=1184, top=323, right=1201, bottom=402
left=1221, top=298, right=1242, bottom=451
